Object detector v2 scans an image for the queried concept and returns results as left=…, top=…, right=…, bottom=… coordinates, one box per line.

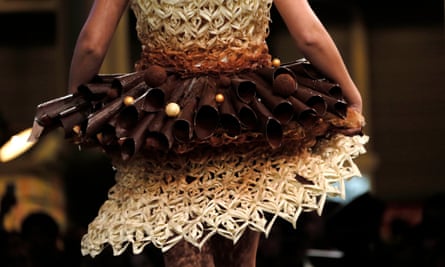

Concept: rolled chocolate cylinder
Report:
left=111, top=71, right=145, bottom=94
left=231, top=77, right=256, bottom=104
left=218, top=90, right=241, bottom=137
left=172, top=78, right=202, bottom=142
left=172, top=96, right=198, bottom=143
left=120, top=112, right=156, bottom=160
left=281, top=59, right=324, bottom=79
left=250, top=98, right=283, bottom=149
left=159, top=118, right=175, bottom=150
left=254, top=67, right=275, bottom=83
left=194, top=78, right=219, bottom=140
left=247, top=73, right=294, bottom=125
left=230, top=90, right=258, bottom=130
left=144, top=132, right=169, bottom=152
left=293, top=85, right=327, bottom=116
left=166, top=77, right=191, bottom=104
left=142, top=87, right=165, bottom=112
left=288, top=96, right=318, bottom=128
left=86, top=83, right=147, bottom=136
left=59, top=108, right=90, bottom=138
left=34, top=94, right=86, bottom=126
left=323, top=95, right=348, bottom=118
left=77, top=83, right=111, bottom=101
left=296, top=76, right=343, bottom=99
left=115, top=92, right=147, bottom=131
left=95, top=73, right=122, bottom=84
left=98, top=124, right=118, bottom=146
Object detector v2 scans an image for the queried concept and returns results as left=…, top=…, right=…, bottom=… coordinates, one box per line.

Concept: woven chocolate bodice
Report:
left=130, top=0, right=273, bottom=73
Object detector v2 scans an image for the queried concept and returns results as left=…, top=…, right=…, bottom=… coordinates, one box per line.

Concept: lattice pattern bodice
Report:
left=130, top=0, right=273, bottom=73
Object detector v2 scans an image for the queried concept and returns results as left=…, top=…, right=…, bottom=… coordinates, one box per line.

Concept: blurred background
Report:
left=0, top=0, right=444, bottom=267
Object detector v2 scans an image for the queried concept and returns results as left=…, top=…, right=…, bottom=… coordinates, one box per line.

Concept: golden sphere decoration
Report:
left=272, top=58, right=281, bottom=67
left=215, top=93, right=225, bottom=103
left=72, top=125, right=81, bottom=135
left=165, top=102, right=181, bottom=117
left=123, top=96, right=135, bottom=106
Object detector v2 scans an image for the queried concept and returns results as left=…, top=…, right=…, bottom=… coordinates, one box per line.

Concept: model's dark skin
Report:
left=68, top=0, right=364, bottom=265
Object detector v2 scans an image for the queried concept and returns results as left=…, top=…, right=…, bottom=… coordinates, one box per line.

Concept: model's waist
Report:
left=134, top=43, right=272, bottom=74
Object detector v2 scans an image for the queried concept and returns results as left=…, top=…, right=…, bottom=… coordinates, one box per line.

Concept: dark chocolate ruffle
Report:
left=30, top=58, right=355, bottom=159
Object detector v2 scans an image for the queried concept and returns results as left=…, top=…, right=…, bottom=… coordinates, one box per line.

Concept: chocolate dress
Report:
left=30, top=0, right=368, bottom=257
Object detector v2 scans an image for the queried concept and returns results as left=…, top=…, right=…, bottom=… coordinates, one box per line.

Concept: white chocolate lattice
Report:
left=80, top=134, right=369, bottom=257
left=130, top=0, right=273, bottom=72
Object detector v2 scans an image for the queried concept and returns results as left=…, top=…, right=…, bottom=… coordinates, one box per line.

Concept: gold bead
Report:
left=165, top=102, right=181, bottom=117
left=215, top=93, right=225, bottom=103
left=72, top=125, right=81, bottom=135
left=272, top=58, right=281, bottom=67
left=123, top=96, right=135, bottom=106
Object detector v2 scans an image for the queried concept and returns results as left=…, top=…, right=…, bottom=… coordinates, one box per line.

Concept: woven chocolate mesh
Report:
left=80, top=134, right=368, bottom=257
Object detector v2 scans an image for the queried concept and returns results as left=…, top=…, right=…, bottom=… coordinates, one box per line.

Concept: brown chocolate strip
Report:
left=194, top=77, right=219, bottom=140
left=250, top=98, right=283, bottom=149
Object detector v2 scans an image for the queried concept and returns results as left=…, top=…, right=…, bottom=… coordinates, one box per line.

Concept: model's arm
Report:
left=68, top=0, right=130, bottom=93
left=273, top=0, right=363, bottom=114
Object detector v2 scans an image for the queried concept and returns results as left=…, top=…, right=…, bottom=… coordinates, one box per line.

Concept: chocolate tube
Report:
left=247, top=73, right=294, bottom=125
left=194, top=78, right=219, bottom=140
left=159, top=118, right=175, bottom=150
left=254, top=67, right=275, bottom=83
left=116, top=92, right=147, bottom=130
left=86, top=83, right=147, bottom=136
left=293, top=85, right=327, bottom=116
left=251, top=98, right=283, bottom=149
left=95, top=73, right=122, bottom=84
left=296, top=76, right=343, bottom=99
left=34, top=94, right=86, bottom=126
left=323, top=95, right=348, bottom=118
left=288, top=96, right=318, bottom=128
left=281, top=59, right=324, bottom=79
left=230, top=90, right=258, bottom=130
left=120, top=112, right=156, bottom=160
left=144, top=132, right=169, bottom=152
left=111, top=71, right=145, bottom=94
left=172, top=78, right=202, bottom=143
left=99, top=124, right=117, bottom=146
left=59, top=109, right=89, bottom=138
left=142, top=87, right=165, bottom=112
left=231, top=77, right=256, bottom=104
left=219, top=90, right=241, bottom=137
left=77, top=83, right=111, bottom=101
